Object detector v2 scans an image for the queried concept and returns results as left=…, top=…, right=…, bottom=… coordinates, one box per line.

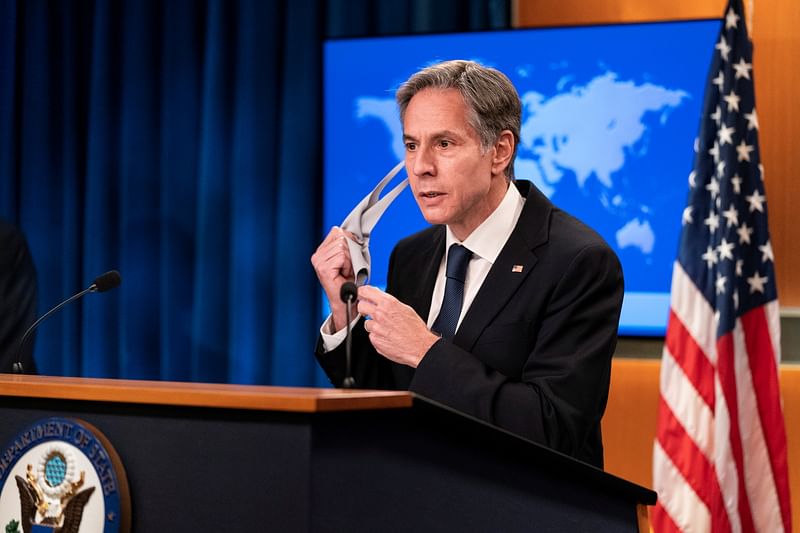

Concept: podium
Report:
left=0, top=375, right=655, bottom=532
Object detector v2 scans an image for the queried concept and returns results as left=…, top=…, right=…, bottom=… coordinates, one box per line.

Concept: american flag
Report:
left=651, top=0, right=793, bottom=531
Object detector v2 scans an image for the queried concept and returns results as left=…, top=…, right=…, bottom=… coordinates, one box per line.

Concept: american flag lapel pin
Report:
left=512, top=265, right=524, bottom=273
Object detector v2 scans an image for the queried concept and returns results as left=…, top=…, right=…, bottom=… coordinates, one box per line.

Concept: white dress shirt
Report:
left=321, top=182, right=525, bottom=350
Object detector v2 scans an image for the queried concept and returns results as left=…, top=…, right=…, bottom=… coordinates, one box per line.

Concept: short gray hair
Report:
left=396, top=60, right=521, bottom=179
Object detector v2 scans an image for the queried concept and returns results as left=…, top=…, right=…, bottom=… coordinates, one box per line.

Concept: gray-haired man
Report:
left=311, top=60, right=623, bottom=468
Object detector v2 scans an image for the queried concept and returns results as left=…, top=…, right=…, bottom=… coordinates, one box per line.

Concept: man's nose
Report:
left=411, top=147, right=435, bottom=177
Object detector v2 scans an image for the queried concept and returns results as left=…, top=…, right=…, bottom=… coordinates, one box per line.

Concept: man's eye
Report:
left=405, top=143, right=417, bottom=151
left=439, top=140, right=450, bottom=148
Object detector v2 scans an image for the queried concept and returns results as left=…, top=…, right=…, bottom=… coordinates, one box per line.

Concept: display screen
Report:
left=323, top=19, right=721, bottom=336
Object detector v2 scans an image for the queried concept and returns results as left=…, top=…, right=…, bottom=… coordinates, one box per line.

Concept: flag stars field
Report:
left=702, top=246, right=719, bottom=268
left=706, top=177, right=721, bottom=198
left=722, top=204, right=738, bottom=227
left=730, top=174, right=742, bottom=193
left=716, top=36, right=732, bottom=61
left=713, top=73, right=725, bottom=91
left=745, top=189, right=765, bottom=212
left=708, top=141, right=720, bottom=161
left=735, top=139, right=753, bottom=161
left=711, top=104, right=722, bottom=123
left=737, top=222, right=753, bottom=244
left=725, top=7, right=740, bottom=29
left=746, top=271, right=768, bottom=293
left=732, top=58, right=752, bottom=80
left=718, top=124, right=735, bottom=145
left=759, top=240, right=774, bottom=263
left=704, top=211, right=720, bottom=232
left=717, top=238, right=735, bottom=261
left=744, top=109, right=759, bottom=130
left=716, top=273, right=728, bottom=294
left=682, top=206, right=694, bottom=225
left=723, top=90, right=740, bottom=112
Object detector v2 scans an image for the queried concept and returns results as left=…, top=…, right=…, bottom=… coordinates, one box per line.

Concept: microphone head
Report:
left=92, top=270, right=122, bottom=292
left=339, top=281, right=358, bottom=304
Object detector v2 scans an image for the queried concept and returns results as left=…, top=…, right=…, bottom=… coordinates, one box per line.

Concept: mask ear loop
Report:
left=340, top=162, right=408, bottom=286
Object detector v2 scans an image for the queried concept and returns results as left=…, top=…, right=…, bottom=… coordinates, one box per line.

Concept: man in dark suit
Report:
left=0, top=219, right=38, bottom=373
left=311, top=60, right=623, bottom=468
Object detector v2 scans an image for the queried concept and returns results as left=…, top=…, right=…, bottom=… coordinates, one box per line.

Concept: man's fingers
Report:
left=340, top=258, right=353, bottom=279
left=357, top=298, right=378, bottom=318
left=317, top=228, right=351, bottom=256
left=358, top=285, right=392, bottom=303
left=313, top=229, right=347, bottom=266
left=324, top=227, right=358, bottom=248
left=357, top=286, right=405, bottom=320
left=320, top=234, right=349, bottom=256
left=315, top=246, right=345, bottom=270
left=363, top=319, right=384, bottom=343
left=322, top=244, right=350, bottom=265
left=313, top=232, right=353, bottom=281
left=318, top=232, right=338, bottom=251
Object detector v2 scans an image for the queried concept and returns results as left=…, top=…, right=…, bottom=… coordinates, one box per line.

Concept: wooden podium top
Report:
left=0, top=373, right=413, bottom=413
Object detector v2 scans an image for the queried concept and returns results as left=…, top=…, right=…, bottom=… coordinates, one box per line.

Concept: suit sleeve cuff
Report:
left=319, top=314, right=361, bottom=353
left=409, top=338, right=457, bottom=396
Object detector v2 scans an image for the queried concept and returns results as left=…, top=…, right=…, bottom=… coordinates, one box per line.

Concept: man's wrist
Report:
left=413, top=331, right=441, bottom=368
left=330, top=301, right=357, bottom=332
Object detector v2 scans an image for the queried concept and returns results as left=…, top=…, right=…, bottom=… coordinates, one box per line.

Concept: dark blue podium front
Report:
left=0, top=375, right=655, bottom=532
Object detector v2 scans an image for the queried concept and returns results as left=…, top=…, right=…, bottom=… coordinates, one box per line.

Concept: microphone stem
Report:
left=12, top=287, right=93, bottom=374
left=344, top=298, right=353, bottom=388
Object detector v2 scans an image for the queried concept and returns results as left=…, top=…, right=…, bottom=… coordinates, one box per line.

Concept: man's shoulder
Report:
left=517, top=182, right=615, bottom=257
left=550, top=208, right=613, bottom=253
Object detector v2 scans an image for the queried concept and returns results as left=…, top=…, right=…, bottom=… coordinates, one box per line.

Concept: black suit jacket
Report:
left=316, top=181, right=623, bottom=467
left=0, top=220, right=38, bottom=373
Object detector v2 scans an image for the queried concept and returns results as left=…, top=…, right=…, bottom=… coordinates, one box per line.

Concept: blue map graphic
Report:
left=324, top=20, right=721, bottom=335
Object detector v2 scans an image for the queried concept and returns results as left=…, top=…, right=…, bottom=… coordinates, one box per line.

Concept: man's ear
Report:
left=491, top=130, right=515, bottom=176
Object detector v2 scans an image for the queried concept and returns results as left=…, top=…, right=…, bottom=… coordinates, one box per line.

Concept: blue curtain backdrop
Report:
left=0, top=0, right=509, bottom=384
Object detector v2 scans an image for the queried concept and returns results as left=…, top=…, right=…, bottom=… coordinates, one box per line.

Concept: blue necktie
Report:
left=432, top=244, right=472, bottom=340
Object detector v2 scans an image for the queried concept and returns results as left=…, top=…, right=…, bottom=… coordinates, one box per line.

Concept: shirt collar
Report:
left=445, top=182, right=524, bottom=265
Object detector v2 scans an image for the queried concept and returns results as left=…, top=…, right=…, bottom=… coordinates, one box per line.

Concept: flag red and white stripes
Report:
left=653, top=265, right=789, bottom=532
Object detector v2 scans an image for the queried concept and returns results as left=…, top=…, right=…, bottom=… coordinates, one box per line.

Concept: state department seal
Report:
left=0, top=418, right=130, bottom=533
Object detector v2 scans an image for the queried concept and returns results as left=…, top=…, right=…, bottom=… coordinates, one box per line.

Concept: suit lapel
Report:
left=453, top=181, right=552, bottom=351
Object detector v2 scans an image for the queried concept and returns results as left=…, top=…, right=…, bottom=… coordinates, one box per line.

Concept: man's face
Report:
left=402, top=88, right=509, bottom=241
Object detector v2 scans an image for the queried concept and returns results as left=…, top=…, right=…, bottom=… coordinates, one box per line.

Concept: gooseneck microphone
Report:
left=339, top=281, right=358, bottom=389
left=12, top=270, right=122, bottom=374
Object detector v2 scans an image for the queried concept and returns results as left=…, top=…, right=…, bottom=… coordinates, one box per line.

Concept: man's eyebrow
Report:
left=434, top=130, right=462, bottom=139
left=403, top=130, right=463, bottom=142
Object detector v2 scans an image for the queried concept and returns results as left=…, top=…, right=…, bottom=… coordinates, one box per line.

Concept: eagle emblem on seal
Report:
left=14, top=446, right=94, bottom=533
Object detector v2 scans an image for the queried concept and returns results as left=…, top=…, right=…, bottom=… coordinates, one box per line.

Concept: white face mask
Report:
left=340, top=162, right=407, bottom=285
